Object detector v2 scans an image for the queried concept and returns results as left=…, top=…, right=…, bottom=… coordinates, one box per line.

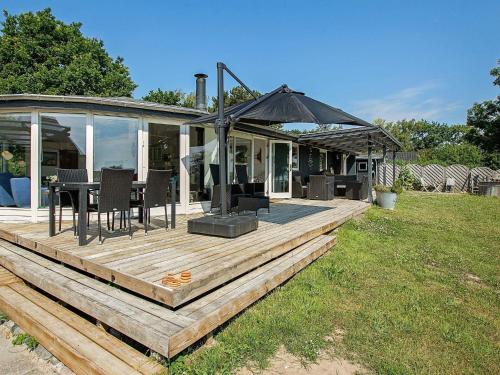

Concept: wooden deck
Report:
left=0, top=199, right=369, bottom=307
left=0, top=198, right=370, bottom=358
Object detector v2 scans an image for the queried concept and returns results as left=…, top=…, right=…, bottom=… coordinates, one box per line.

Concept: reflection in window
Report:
left=234, top=137, right=252, bottom=183
left=0, top=113, right=31, bottom=207
left=253, top=138, right=266, bottom=183
left=319, top=150, right=327, bottom=171
left=190, top=126, right=217, bottom=202
left=93, top=116, right=138, bottom=180
left=148, top=123, right=180, bottom=202
left=292, top=144, right=299, bottom=170
left=40, top=113, right=86, bottom=207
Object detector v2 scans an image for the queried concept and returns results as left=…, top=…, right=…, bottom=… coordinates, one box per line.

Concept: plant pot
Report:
left=376, top=191, right=397, bottom=210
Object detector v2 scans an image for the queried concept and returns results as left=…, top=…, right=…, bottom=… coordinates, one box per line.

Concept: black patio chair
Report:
left=87, top=168, right=134, bottom=244
left=56, top=168, right=88, bottom=236
left=235, top=164, right=265, bottom=196
left=210, top=163, right=220, bottom=186
left=130, top=169, right=171, bottom=235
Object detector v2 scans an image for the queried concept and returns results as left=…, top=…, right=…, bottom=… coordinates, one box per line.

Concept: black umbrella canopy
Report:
left=188, top=85, right=374, bottom=127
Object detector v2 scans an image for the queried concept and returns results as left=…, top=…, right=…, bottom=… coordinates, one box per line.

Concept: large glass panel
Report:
left=40, top=113, right=86, bottom=207
left=319, top=150, right=327, bottom=171
left=189, top=126, right=217, bottom=202
left=93, top=115, right=138, bottom=181
left=292, top=144, right=299, bottom=170
left=253, top=138, right=266, bottom=183
left=0, top=113, right=31, bottom=207
left=272, top=142, right=290, bottom=193
left=234, top=137, right=252, bottom=183
left=148, top=123, right=180, bottom=202
left=227, top=136, right=235, bottom=184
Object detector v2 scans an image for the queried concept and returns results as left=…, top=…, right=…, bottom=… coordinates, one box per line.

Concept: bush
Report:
left=374, top=183, right=403, bottom=194
left=396, top=165, right=415, bottom=190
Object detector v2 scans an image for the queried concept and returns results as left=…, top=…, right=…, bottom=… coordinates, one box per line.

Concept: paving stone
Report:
left=34, top=344, right=53, bottom=361
left=11, top=323, right=24, bottom=335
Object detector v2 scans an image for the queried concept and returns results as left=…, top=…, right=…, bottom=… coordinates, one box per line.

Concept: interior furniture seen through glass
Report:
left=93, top=115, right=138, bottom=181
left=148, top=123, right=180, bottom=202
left=0, top=113, right=31, bottom=208
left=40, top=113, right=86, bottom=207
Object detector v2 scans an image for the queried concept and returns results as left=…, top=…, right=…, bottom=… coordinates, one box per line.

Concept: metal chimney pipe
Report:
left=194, top=73, right=208, bottom=111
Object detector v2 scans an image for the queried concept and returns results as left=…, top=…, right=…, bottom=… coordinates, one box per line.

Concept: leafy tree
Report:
left=209, top=85, right=261, bottom=112
left=142, top=88, right=195, bottom=108
left=416, top=143, right=485, bottom=168
left=375, top=118, right=469, bottom=152
left=465, top=59, right=500, bottom=169
left=0, top=8, right=136, bottom=96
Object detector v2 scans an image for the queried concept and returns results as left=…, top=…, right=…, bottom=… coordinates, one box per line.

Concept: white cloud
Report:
left=353, top=82, right=461, bottom=122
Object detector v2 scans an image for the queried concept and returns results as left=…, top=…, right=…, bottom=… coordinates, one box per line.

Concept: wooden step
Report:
left=0, top=234, right=336, bottom=358
left=0, top=267, right=165, bottom=375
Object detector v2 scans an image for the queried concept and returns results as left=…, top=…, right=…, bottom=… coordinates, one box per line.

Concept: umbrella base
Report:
left=187, top=215, right=258, bottom=238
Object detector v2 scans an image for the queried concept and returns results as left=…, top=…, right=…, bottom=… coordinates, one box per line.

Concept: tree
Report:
left=465, top=60, right=500, bottom=169
left=142, top=88, right=195, bottom=108
left=416, top=143, right=485, bottom=168
left=376, top=118, right=469, bottom=152
left=209, top=85, right=261, bottom=112
left=0, top=8, right=136, bottom=96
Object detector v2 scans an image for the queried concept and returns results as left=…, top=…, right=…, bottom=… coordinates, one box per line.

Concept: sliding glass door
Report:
left=269, top=140, right=292, bottom=198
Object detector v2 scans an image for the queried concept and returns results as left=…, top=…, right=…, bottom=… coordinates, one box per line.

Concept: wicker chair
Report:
left=130, top=169, right=171, bottom=235
left=235, top=164, right=265, bottom=196
left=87, top=168, right=134, bottom=244
left=307, top=175, right=335, bottom=200
left=56, top=168, right=88, bottom=236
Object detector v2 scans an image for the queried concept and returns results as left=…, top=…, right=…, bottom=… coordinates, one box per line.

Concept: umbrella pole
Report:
left=217, top=62, right=228, bottom=217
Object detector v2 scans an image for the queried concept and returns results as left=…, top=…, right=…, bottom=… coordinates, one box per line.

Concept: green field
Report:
left=170, top=192, right=500, bottom=374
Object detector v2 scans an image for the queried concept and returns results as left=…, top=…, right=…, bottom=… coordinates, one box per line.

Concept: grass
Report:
left=12, top=332, right=39, bottom=351
left=169, top=192, right=499, bottom=374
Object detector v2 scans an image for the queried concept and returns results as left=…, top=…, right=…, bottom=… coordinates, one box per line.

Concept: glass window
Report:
left=253, top=138, right=266, bottom=183
left=292, top=144, right=299, bottom=170
left=40, top=113, right=86, bottom=207
left=319, top=150, right=327, bottom=171
left=0, top=113, right=31, bottom=207
left=148, top=123, right=180, bottom=202
left=93, top=115, right=138, bottom=181
left=228, top=136, right=235, bottom=184
left=190, top=126, right=217, bottom=202
left=234, top=137, right=252, bottom=183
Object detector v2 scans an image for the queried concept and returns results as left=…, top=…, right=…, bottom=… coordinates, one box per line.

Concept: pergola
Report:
left=299, top=126, right=402, bottom=201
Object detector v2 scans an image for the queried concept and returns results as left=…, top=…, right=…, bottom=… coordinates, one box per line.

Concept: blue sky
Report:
left=2, top=0, right=499, bottom=127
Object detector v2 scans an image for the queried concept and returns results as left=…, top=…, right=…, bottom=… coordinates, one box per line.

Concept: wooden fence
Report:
left=377, top=163, right=499, bottom=192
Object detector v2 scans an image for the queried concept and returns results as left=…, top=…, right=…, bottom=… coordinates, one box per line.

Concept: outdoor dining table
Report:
left=48, top=179, right=177, bottom=246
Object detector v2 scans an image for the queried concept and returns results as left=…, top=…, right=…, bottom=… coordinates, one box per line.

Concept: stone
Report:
left=34, top=344, right=53, bottom=361
left=49, top=355, right=61, bottom=366
left=11, top=324, right=24, bottom=336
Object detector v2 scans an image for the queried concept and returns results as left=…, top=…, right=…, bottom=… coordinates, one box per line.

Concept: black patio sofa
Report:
left=334, top=175, right=369, bottom=200
left=307, top=174, right=335, bottom=200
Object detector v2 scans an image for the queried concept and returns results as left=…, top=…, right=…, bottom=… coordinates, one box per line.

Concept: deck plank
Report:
left=0, top=199, right=369, bottom=307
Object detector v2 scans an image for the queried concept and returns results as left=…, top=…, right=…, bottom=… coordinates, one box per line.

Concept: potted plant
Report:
left=374, top=181, right=403, bottom=210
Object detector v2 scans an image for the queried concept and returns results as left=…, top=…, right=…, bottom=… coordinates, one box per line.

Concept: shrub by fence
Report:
left=377, top=163, right=499, bottom=192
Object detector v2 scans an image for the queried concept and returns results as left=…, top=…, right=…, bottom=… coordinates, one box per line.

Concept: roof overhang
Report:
left=298, top=126, right=401, bottom=155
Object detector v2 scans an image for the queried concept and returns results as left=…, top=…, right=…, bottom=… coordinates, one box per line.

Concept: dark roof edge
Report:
left=0, top=94, right=206, bottom=117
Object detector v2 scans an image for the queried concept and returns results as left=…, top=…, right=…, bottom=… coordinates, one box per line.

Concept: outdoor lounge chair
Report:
left=130, top=169, right=171, bottom=235
left=292, top=171, right=308, bottom=198
left=87, top=168, right=134, bottom=244
left=56, top=168, right=88, bottom=236
left=210, top=184, right=250, bottom=213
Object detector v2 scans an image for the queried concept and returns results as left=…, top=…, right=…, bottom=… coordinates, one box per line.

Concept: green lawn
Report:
left=170, top=192, right=500, bottom=374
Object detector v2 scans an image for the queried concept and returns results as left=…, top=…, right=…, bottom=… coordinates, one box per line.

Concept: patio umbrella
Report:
left=188, top=85, right=374, bottom=127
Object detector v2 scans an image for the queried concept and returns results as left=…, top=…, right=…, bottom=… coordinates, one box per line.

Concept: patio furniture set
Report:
left=292, top=172, right=369, bottom=201
left=48, top=168, right=176, bottom=245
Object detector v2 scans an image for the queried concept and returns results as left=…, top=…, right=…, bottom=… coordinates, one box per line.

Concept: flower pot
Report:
left=376, top=191, right=397, bottom=210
